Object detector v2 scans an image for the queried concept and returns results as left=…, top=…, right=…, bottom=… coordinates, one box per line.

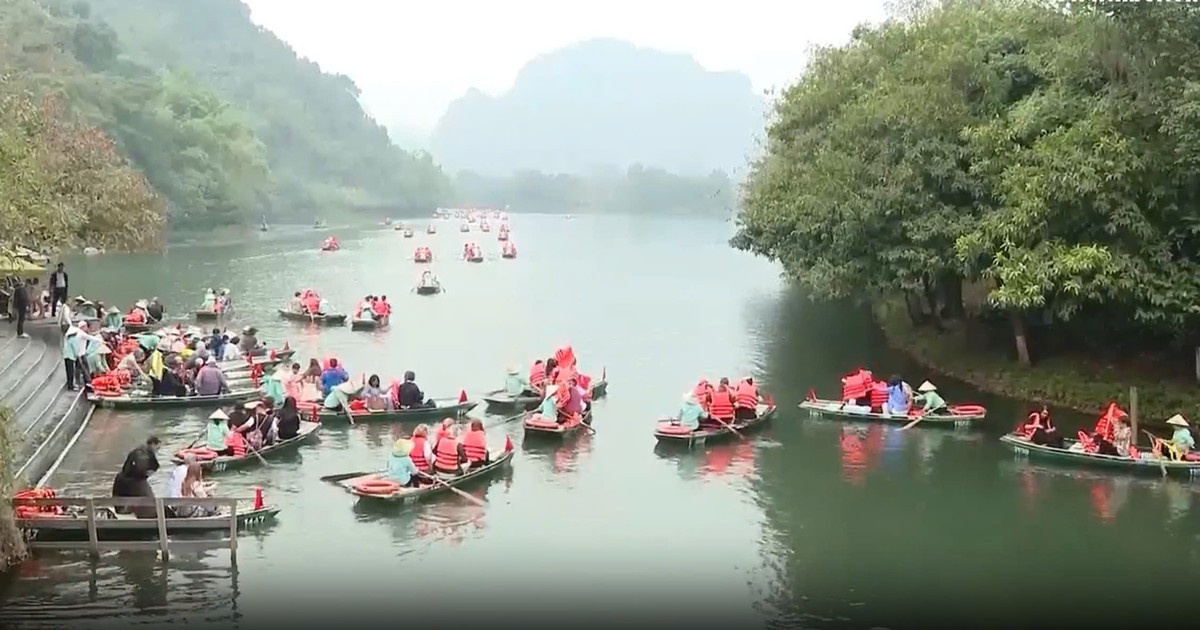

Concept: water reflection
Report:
left=520, top=432, right=593, bottom=476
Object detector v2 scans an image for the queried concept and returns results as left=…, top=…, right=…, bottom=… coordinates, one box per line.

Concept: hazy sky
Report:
left=243, top=0, right=890, bottom=135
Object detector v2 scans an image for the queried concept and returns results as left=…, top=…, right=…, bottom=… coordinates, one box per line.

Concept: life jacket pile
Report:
left=868, top=382, right=888, bottom=412
left=91, top=370, right=131, bottom=397
left=124, top=309, right=145, bottom=324
left=841, top=369, right=873, bottom=402
left=529, top=362, right=546, bottom=388
left=14, top=487, right=64, bottom=518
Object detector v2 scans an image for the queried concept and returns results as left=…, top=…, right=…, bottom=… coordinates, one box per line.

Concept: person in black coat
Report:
left=275, top=396, right=301, bottom=441
left=11, top=278, right=30, bottom=338
left=110, top=436, right=162, bottom=518
left=397, top=370, right=435, bottom=409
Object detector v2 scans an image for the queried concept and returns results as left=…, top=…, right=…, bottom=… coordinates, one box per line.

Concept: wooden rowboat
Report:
left=216, top=349, right=295, bottom=374
left=1000, top=433, right=1200, bottom=478
left=483, top=378, right=609, bottom=411
left=310, top=399, right=478, bottom=425
left=654, top=403, right=777, bottom=446
left=277, top=309, right=347, bottom=325
left=333, top=449, right=514, bottom=504
left=18, top=505, right=280, bottom=541
left=523, top=409, right=593, bottom=437
left=350, top=318, right=387, bottom=331
left=123, top=322, right=151, bottom=334
left=173, top=422, right=321, bottom=472
left=89, top=389, right=261, bottom=409
left=194, top=310, right=224, bottom=321
left=466, top=257, right=483, bottom=263
left=798, top=397, right=986, bottom=428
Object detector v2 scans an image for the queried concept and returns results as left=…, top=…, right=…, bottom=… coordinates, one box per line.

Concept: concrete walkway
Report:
left=0, top=318, right=89, bottom=486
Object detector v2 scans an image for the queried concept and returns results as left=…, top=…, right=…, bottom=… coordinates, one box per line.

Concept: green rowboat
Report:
left=277, top=309, right=347, bottom=326
left=798, top=397, right=986, bottom=428
left=314, top=399, right=478, bottom=425
left=335, top=448, right=514, bottom=503
left=654, top=403, right=776, bottom=446
left=1000, top=433, right=1200, bottom=478
left=483, top=378, right=609, bottom=411
left=89, top=389, right=261, bottom=409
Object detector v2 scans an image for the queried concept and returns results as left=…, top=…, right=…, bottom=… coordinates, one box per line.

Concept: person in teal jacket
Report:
left=260, top=369, right=285, bottom=406
left=205, top=409, right=232, bottom=453
left=102, top=306, right=122, bottom=330
left=504, top=364, right=530, bottom=397
left=538, top=388, right=560, bottom=423
left=678, top=391, right=707, bottom=431
left=386, top=438, right=420, bottom=488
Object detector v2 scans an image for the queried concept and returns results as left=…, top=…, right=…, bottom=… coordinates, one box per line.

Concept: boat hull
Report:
left=19, top=506, right=280, bottom=541
left=654, top=404, right=776, bottom=445
left=194, top=311, right=222, bottom=321
left=415, top=286, right=441, bottom=295
left=175, top=422, right=321, bottom=472
left=89, top=389, right=261, bottom=409
left=313, top=400, right=478, bottom=425
left=350, top=318, right=386, bottom=331
left=483, top=379, right=608, bottom=411
left=338, top=449, right=514, bottom=503
left=277, top=309, right=347, bottom=325
left=1000, top=433, right=1200, bottom=477
left=798, top=398, right=985, bottom=427
left=523, top=409, right=593, bottom=437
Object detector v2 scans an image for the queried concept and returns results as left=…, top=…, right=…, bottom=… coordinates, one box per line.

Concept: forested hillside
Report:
left=453, top=166, right=733, bottom=216
left=734, top=0, right=1200, bottom=379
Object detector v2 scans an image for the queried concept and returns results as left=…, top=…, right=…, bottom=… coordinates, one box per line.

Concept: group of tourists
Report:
left=289, top=289, right=332, bottom=315
left=839, top=369, right=947, bottom=417
left=1017, top=401, right=1198, bottom=461
left=199, top=288, right=232, bottom=314
left=321, top=237, right=340, bottom=251
left=89, top=324, right=266, bottom=398
left=462, top=243, right=482, bottom=260
left=503, top=346, right=596, bottom=425
left=203, top=398, right=303, bottom=456
left=417, top=271, right=441, bottom=289
left=384, top=418, right=494, bottom=488
left=353, top=295, right=391, bottom=322
left=414, top=246, right=433, bottom=261
left=674, top=376, right=764, bottom=431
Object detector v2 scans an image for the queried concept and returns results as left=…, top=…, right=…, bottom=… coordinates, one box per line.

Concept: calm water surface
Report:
left=1, top=215, right=1197, bottom=628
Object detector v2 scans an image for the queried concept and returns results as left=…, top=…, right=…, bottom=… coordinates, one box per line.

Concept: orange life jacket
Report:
left=841, top=369, right=871, bottom=401
left=529, top=362, right=546, bottom=387
left=709, top=388, right=735, bottom=420
left=302, top=297, right=320, bottom=314
left=225, top=430, right=246, bottom=457
left=735, top=382, right=758, bottom=409
left=869, top=382, right=888, bottom=411
left=461, top=430, right=487, bottom=462
left=125, top=310, right=145, bottom=324
left=554, top=346, right=576, bottom=371
left=410, top=435, right=430, bottom=471
left=433, top=437, right=461, bottom=472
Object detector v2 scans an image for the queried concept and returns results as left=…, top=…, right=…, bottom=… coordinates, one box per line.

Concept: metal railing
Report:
left=15, top=496, right=250, bottom=562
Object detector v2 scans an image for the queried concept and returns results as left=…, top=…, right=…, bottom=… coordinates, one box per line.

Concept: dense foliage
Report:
left=733, top=0, right=1200, bottom=369
left=85, top=0, right=452, bottom=220
left=453, top=166, right=734, bottom=216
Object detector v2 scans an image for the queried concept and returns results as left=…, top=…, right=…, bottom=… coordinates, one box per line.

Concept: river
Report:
left=1, top=214, right=1198, bottom=628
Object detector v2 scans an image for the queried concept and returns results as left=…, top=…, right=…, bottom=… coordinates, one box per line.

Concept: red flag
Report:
left=504, top=436, right=513, bottom=452
left=253, top=487, right=264, bottom=510
left=459, top=389, right=468, bottom=403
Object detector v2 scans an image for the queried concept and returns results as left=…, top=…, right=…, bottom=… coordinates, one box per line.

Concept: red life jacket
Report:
left=869, top=382, right=888, bottom=412
left=410, top=435, right=430, bottom=471
left=735, top=382, right=758, bottom=409
left=709, top=388, right=735, bottom=420
left=1077, top=431, right=1097, bottom=454
left=841, top=369, right=871, bottom=401
left=529, top=362, right=546, bottom=386
left=554, top=382, right=570, bottom=410
left=125, top=310, right=145, bottom=324
left=434, top=437, right=461, bottom=472
left=225, top=430, right=246, bottom=457
left=461, top=430, right=487, bottom=462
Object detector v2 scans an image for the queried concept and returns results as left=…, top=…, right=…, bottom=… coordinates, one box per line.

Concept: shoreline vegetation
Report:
left=0, top=406, right=29, bottom=572
left=873, top=300, right=1200, bottom=424
left=731, top=0, right=1200, bottom=429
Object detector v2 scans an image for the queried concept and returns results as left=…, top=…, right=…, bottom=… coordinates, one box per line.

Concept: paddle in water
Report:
left=1142, top=429, right=1169, bottom=477
left=417, top=471, right=487, bottom=507
left=900, top=411, right=927, bottom=431
left=711, top=416, right=747, bottom=441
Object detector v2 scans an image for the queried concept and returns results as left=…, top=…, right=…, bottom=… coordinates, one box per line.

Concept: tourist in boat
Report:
left=1020, top=402, right=1063, bottom=448
left=397, top=370, right=434, bottom=409
left=362, top=374, right=392, bottom=410
left=373, top=296, right=391, bottom=321
left=883, top=376, right=911, bottom=417
left=1167, top=415, right=1194, bottom=459
left=1092, top=403, right=1125, bottom=444
left=223, top=336, right=243, bottom=362
left=223, top=417, right=247, bottom=458
left=562, top=377, right=586, bottom=417
left=206, top=328, right=225, bottom=361
left=179, top=461, right=218, bottom=517
left=544, top=357, right=559, bottom=384
left=912, top=381, right=947, bottom=414
left=117, top=348, right=145, bottom=376
left=238, top=326, right=260, bottom=356
left=461, top=419, right=490, bottom=468
left=206, top=409, right=233, bottom=454
left=194, top=357, right=228, bottom=397
left=529, top=359, right=547, bottom=393
left=694, top=379, right=715, bottom=411
left=1112, top=414, right=1132, bottom=455
left=147, top=298, right=164, bottom=323
left=355, top=295, right=376, bottom=321
left=534, top=385, right=562, bottom=424
left=321, top=358, right=349, bottom=396
left=275, top=396, right=302, bottom=441
left=111, top=436, right=162, bottom=518
left=409, top=424, right=435, bottom=476
left=678, top=390, right=707, bottom=431
left=705, top=379, right=737, bottom=428
left=274, top=364, right=301, bottom=401
left=301, top=291, right=321, bottom=315
left=386, top=437, right=421, bottom=488
left=432, top=424, right=469, bottom=476
left=288, top=292, right=303, bottom=312
left=505, top=365, right=532, bottom=398
left=260, top=364, right=286, bottom=403
left=240, top=400, right=274, bottom=448
left=433, top=417, right=454, bottom=442
left=734, top=377, right=760, bottom=420
left=166, top=453, right=193, bottom=504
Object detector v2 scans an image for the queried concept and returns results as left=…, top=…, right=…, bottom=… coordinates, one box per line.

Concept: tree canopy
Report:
left=733, top=0, right=1200, bottom=365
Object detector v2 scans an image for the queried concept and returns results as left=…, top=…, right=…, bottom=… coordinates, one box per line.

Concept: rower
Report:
left=705, top=379, right=736, bottom=428
left=386, top=437, right=420, bottom=488
left=206, top=409, right=232, bottom=454
left=734, top=377, right=760, bottom=420
left=238, top=326, right=260, bottom=356
left=505, top=364, right=531, bottom=398
left=288, top=292, right=303, bottom=312
left=147, top=298, right=164, bottom=322
left=537, top=385, right=562, bottom=424
left=1167, top=414, right=1194, bottom=460
left=677, top=390, right=706, bottom=431
left=461, top=419, right=490, bottom=468
left=912, top=381, right=946, bottom=414
left=432, top=424, right=469, bottom=476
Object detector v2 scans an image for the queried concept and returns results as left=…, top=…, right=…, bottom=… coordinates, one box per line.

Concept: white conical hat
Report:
left=209, top=409, right=229, bottom=420
left=918, top=381, right=937, bottom=392
left=1167, top=414, right=1188, bottom=427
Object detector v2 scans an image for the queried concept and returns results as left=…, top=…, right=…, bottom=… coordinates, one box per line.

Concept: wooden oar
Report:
left=1142, top=429, right=1169, bottom=477
left=320, top=470, right=374, bottom=484
left=710, top=416, right=746, bottom=441
left=900, top=411, right=927, bottom=431
left=417, top=471, right=487, bottom=507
